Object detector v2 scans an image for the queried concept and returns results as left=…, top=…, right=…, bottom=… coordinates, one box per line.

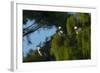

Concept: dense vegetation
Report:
left=23, top=10, right=91, bottom=62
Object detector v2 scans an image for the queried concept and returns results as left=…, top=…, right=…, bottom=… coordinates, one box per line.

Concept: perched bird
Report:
left=74, top=26, right=81, bottom=34
left=58, top=26, right=62, bottom=30
left=57, top=26, right=64, bottom=36
left=37, top=47, right=42, bottom=56
left=74, top=26, right=78, bottom=30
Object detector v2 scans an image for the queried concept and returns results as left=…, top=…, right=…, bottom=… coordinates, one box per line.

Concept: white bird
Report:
left=58, top=26, right=61, bottom=30
left=74, top=26, right=77, bottom=30
left=37, top=47, right=42, bottom=56
left=60, top=30, right=63, bottom=34
left=58, top=30, right=63, bottom=36
left=75, top=27, right=81, bottom=34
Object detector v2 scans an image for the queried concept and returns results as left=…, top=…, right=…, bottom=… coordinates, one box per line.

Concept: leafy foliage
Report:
left=66, top=13, right=91, bottom=59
